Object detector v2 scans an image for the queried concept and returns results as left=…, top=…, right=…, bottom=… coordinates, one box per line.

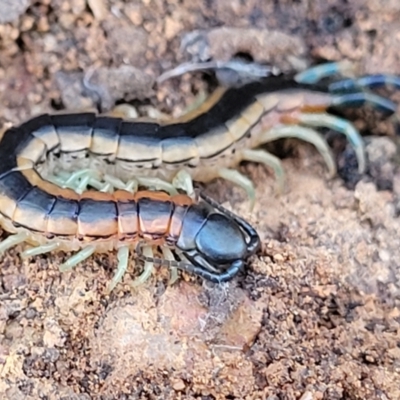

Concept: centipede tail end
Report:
left=329, top=75, right=400, bottom=93
left=331, top=93, right=397, bottom=115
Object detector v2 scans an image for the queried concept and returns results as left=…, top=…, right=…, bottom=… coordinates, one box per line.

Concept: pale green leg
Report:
left=297, top=113, right=366, bottom=173
left=241, top=149, right=285, bottom=195
left=179, top=90, right=208, bottom=116
left=62, top=169, right=100, bottom=189
left=136, top=176, right=179, bottom=196
left=51, top=167, right=179, bottom=196
left=162, top=247, right=179, bottom=285
left=131, top=246, right=154, bottom=287
left=104, top=175, right=138, bottom=193
left=111, top=104, right=139, bottom=119
left=47, top=171, right=74, bottom=187
left=49, top=169, right=100, bottom=192
left=107, top=246, right=130, bottom=292
left=100, top=182, right=113, bottom=193
left=86, top=177, right=105, bottom=191
left=86, top=177, right=113, bottom=193
left=50, top=170, right=113, bottom=193
left=59, top=245, right=96, bottom=272
left=141, top=105, right=170, bottom=120
left=0, top=232, right=28, bottom=254
left=88, top=177, right=105, bottom=192
left=75, top=174, right=92, bottom=194
left=46, top=175, right=67, bottom=187
left=21, top=242, right=60, bottom=258
left=218, top=168, right=256, bottom=210
left=54, top=170, right=71, bottom=180
left=123, top=180, right=137, bottom=193
left=261, top=125, right=337, bottom=177
left=172, top=170, right=195, bottom=197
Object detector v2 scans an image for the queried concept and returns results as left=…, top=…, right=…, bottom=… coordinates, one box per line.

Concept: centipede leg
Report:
left=62, top=169, right=100, bottom=190
left=260, top=125, right=337, bottom=177
left=99, top=182, right=113, bottom=193
left=63, top=170, right=137, bottom=194
left=104, top=175, right=138, bottom=193
left=296, top=113, right=366, bottom=173
left=77, top=173, right=114, bottom=194
left=0, top=232, right=28, bottom=254
left=50, top=168, right=105, bottom=193
left=241, top=149, right=285, bottom=194
left=79, top=175, right=113, bottom=193
left=107, top=245, right=130, bottom=292
left=162, top=247, right=179, bottom=285
left=217, top=168, right=256, bottom=210
left=110, top=103, right=170, bottom=121
left=108, top=104, right=139, bottom=119
left=59, top=245, right=96, bottom=272
left=105, top=173, right=176, bottom=195
left=75, top=174, right=93, bottom=194
left=46, top=175, right=66, bottom=187
left=136, top=176, right=179, bottom=196
left=172, top=170, right=195, bottom=197
left=131, top=245, right=154, bottom=287
left=21, top=242, right=60, bottom=258
left=177, top=90, right=208, bottom=117
left=295, top=61, right=356, bottom=84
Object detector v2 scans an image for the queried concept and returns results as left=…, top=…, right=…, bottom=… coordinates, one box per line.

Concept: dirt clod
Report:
left=0, top=0, right=30, bottom=24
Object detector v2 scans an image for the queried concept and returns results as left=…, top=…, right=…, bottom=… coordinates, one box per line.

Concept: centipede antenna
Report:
left=135, top=242, right=177, bottom=268
left=180, top=253, right=245, bottom=283
left=162, top=247, right=179, bottom=285
left=199, top=193, right=260, bottom=255
left=137, top=246, right=244, bottom=283
left=135, top=243, right=219, bottom=277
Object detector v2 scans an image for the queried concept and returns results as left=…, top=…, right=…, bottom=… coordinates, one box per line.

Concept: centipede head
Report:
left=178, top=193, right=260, bottom=283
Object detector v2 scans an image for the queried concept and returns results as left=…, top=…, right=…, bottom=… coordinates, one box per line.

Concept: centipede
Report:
left=0, top=111, right=260, bottom=288
left=0, top=62, right=398, bottom=288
